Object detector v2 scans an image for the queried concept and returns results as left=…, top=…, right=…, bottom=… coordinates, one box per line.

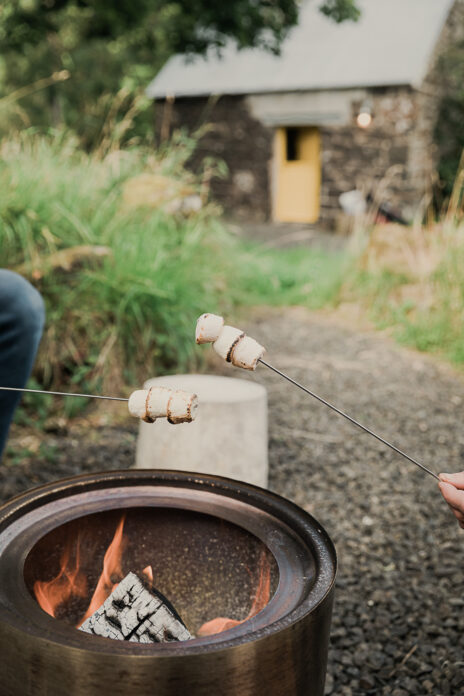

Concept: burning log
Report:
left=79, top=572, right=191, bottom=643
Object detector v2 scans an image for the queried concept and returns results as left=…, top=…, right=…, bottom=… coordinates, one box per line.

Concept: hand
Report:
left=439, top=472, right=464, bottom=528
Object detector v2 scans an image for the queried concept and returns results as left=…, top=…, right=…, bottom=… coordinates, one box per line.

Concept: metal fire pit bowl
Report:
left=0, top=470, right=336, bottom=696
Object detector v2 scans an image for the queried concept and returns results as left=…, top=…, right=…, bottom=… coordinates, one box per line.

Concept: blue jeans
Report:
left=0, top=271, right=45, bottom=459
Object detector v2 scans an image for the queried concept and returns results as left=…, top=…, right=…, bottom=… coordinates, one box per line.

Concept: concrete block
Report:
left=135, top=374, right=268, bottom=488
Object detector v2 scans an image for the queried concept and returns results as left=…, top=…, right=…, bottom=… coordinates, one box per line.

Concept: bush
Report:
left=0, top=130, right=344, bottom=405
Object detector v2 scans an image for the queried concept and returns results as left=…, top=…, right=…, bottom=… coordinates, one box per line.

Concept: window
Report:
left=286, top=128, right=299, bottom=161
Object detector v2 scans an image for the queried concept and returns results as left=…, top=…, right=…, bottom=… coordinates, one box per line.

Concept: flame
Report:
left=197, top=551, right=271, bottom=637
left=33, top=515, right=271, bottom=638
left=34, top=514, right=127, bottom=627
left=77, top=514, right=127, bottom=626
left=142, top=565, right=154, bottom=587
left=34, top=531, right=87, bottom=618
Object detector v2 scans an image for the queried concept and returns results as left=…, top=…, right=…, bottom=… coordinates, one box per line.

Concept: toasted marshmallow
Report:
left=167, top=390, right=199, bottom=424
left=128, top=387, right=198, bottom=424
left=213, top=326, right=245, bottom=362
left=195, top=313, right=224, bottom=344
left=231, top=335, right=265, bottom=370
left=128, top=390, right=151, bottom=420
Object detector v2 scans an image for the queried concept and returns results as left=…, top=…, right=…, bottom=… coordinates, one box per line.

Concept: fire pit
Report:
left=0, top=470, right=336, bottom=695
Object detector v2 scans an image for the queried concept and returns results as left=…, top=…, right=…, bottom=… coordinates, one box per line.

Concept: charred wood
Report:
left=79, top=572, right=191, bottom=643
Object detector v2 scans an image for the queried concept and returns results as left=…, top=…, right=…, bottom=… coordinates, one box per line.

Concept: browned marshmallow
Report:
left=167, top=390, right=199, bottom=424
left=128, top=387, right=198, bottom=424
left=231, top=335, right=265, bottom=371
left=212, top=326, right=245, bottom=362
left=195, top=313, right=224, bottom=344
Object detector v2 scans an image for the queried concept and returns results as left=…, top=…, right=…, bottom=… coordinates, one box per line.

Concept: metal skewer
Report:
left=0, top=386, right=128, bottom=402
left=258, top=358, right=440, bottom=480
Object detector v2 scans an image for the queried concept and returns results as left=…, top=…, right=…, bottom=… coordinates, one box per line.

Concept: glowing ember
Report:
left=197, top=550, right=271, bottom=637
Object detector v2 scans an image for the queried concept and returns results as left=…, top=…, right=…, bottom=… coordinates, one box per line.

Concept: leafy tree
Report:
left=0, top=0, right=360, bottom=146
left=433, top=40, right=464, bottom=203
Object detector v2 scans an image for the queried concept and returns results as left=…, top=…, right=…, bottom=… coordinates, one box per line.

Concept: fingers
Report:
left=439, top=471, right=464, bottom=489
left=438, top=481, right=464, bottom=528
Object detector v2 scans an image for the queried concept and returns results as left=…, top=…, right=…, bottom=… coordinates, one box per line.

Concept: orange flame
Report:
left=77, top=514, right=127, bottom=626
left=34, top=515, right=271, bottom=637
left=197, top=551, right=271, bottom=637
left=142, top=565, right=154, bottom=587
left=34, top=514, right=127, bottom=627
left=33, top=531, right=87, bottom=618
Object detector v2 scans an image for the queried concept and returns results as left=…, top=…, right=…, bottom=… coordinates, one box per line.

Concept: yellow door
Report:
left=274, top=127, right=321, bottom=223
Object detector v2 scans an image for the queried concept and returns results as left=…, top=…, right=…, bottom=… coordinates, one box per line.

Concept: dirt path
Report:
left=2, top=307, right=464, bottom=695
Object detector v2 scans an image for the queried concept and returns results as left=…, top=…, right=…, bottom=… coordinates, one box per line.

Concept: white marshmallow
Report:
left=147, top=386, right=172, bottom=420
left=213, top=326, right=245, bottom=362
left=195, top=313, right=224, bottom=344
left=128, top=390, right=148, bottom=419
left=128, top=387, right=198, bottom=424
left=167, top=390, right=199, bottom=424
left=231, top=335, right=265, bottom=371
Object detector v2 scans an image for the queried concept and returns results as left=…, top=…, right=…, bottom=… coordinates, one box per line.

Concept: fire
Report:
left=34, top=514, right=127, bottom=627
left=197, top=550, right=271, bottom=637
left=34, top=531, right=87, bottom=618
left=142, top=565, right=154, bottom=587
left=78, top=514, right=127, bottom=626
left=34, top=515, right=271, bottom=637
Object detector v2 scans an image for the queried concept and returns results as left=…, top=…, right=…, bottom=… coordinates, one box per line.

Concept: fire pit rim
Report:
left=0, top=470, right=337, bottom=656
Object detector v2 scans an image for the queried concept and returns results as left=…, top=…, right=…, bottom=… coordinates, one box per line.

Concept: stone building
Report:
left=147, top=0, right=462, bottom=226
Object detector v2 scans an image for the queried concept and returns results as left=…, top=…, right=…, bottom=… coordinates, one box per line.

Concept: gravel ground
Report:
left=2, top=307, right=464, bottom=695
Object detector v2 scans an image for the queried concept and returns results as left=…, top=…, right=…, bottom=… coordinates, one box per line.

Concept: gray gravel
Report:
left=2, top=307, right=464, bottom=695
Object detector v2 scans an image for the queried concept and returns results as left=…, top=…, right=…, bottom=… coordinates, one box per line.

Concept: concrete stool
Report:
left=135, top=374, right=268, bottom=488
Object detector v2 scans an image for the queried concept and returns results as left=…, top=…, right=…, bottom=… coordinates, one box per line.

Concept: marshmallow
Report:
left=196, top=314, right=266, bottom=370
left=195, top=313, right=224, bottom=344
left=231, top=335, right=265, bottom=371
left=167, top=390, right=199, bottom=424
left=213, top=326, right=245, bottom=362
left=128, top=387, right=198, bottom=424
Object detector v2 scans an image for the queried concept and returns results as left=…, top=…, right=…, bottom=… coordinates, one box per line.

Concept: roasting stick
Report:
left=257, top=358, right=439, bottom=481
left=0, top=386, right=128, bottom=402
left=196, top=313, right=440, bottom=481
left=0, top=386, right=199, bottom=425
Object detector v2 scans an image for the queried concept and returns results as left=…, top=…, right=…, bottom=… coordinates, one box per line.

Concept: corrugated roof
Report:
left=147, top=0, right=454, bottom=98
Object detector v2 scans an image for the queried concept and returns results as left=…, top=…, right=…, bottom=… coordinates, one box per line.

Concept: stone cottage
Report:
left=147, top=0, right=463, bottom=226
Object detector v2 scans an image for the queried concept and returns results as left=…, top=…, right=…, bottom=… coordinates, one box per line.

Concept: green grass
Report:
left=4, top=128, right=464, bottom=435
left=236, top=243, right=347, bottom=309
left=1, top=130, right=345, bottom=416
left=342, top=229, right=464, bottom=367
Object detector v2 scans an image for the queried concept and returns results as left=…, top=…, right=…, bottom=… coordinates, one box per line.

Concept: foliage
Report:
left=319, top=0, right=360, bottom=23
left=0, top=0, right=360, bottom=146
left=433, top=40, right=464, bottom=203
left=341, top=179, right=464, bottom=366
left=0, top=130, right=343, bottom=412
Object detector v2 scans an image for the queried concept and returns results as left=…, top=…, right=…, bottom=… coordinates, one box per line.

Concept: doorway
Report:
left=274, top=127, right=321, bottom=223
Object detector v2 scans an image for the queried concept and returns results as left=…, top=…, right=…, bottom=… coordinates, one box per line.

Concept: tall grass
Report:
left=0, top=130, right=343, bottom=407
left=342, top=166, right=464, bottom=365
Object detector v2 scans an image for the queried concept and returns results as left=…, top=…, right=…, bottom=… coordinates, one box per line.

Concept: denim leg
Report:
left=0, top=271, right=45, bottom=459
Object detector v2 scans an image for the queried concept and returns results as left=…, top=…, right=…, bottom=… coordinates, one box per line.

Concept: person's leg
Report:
left=0, top=271, right=45, bottom=458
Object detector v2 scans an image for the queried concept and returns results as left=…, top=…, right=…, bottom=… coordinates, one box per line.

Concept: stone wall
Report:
left=156, top=89, right=429, bottom=225
left=320, top=87, right=422, bottom=224
left=152, top=2, right=464, bottom=227
left=155, top=95, right=273, bottom=222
